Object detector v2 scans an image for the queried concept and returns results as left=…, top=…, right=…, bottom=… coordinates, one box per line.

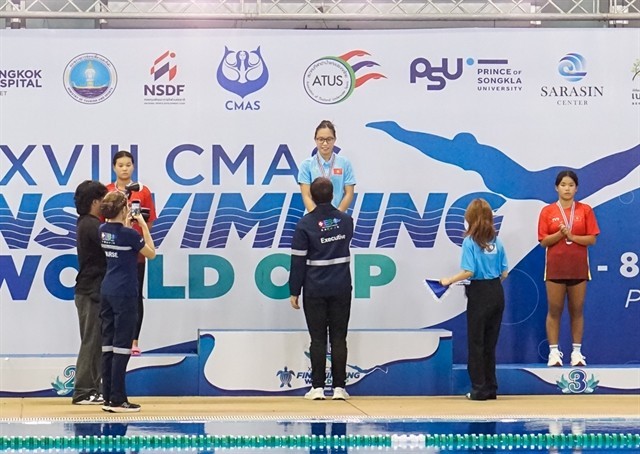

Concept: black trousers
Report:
left=303, top=292, right=352, bottom=389
left=72, top=292, right=102, bottom=402
left=101, top=294, right=137, bottom=405
left=133, top=261, right=145, bottom=341
left=465, top=278, right=504, bottom=399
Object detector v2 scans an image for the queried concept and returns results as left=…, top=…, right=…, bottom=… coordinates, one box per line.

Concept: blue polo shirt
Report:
left=460, top=236, right=508, bottom=280
left=298, top=153, right=356, bottom=209
left=99, top=222, right=145, bottom=297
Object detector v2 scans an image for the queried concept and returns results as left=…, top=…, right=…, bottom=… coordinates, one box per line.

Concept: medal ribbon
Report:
left=316, top=152, right=335, bottom=178
left=556, top=201, right=575, bottom=235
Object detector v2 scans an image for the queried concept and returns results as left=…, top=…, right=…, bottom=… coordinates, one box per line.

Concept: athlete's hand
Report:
left=290, top=295, right=300, bottom=310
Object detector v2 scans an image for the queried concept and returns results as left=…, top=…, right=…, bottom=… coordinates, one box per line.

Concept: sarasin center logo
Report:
left=63, top=53, right=117, bottom=104
left=540, top=53, right=603, bottom=107
left=303, top=50, right=386, bottom=104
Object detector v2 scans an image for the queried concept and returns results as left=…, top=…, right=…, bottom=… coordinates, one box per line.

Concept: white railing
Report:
left=0, top=0, right=638, bottom=25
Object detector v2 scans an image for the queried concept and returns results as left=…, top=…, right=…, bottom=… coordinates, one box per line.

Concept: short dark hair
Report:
left=555, top=170, right=578, bottom=186
left=74, top=180, right=108, bottom=215
left=310, top=177, right=333, bottom=204
left=112, top=150, right=135, bottom=166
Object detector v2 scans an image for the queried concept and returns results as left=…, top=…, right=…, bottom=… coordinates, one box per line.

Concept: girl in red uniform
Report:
left=538, top=170, right=599, bottom=367
left=106, top=150, right=157, bottom=356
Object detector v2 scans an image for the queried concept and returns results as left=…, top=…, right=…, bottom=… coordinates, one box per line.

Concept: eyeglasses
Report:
left=315, top=137, right=335, bottom=144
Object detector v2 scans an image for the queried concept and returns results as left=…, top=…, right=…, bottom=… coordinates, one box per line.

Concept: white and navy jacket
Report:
left=289, top=203, right=354, bottom=297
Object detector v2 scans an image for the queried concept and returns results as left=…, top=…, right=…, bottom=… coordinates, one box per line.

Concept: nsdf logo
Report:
left=143, top=50, right=186, bottom=105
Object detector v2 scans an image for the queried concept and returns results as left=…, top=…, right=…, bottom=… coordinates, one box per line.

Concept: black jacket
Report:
left=75, top=214, right=106, bottom=298
left=289, top=203, right=354, bottom=297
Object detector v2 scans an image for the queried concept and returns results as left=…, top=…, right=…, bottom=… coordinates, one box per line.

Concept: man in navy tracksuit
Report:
left=289, top=177, right=354, bottom=401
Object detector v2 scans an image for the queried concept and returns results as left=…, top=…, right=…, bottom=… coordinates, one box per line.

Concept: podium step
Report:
left=452, top=363, right=640, bottom=395
left=0, top=354, right=198, bottom=397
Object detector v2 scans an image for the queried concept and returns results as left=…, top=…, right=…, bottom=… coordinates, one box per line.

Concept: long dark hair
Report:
left=555, top=170, right=578, bottom=186
left=314, top=120, right=336, bottom=139
left=112, top=150, right=135, bottom=166
left=100, top=191, right=128, bottom=219
left=464, top=198, right=496, bottom=251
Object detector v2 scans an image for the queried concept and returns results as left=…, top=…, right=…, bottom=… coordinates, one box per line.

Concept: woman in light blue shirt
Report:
left=298, top=120, right=356, bottom=212
left=440, top=198, right=508, bottom=401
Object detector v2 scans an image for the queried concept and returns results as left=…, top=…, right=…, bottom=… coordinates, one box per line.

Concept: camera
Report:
left=124, top=182, right=140, bottom=198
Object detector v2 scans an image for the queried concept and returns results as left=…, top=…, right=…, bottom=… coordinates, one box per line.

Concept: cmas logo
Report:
left=216, top=46, right=268, bottom=111
left=303, top=50, right=386, bottom=104
left=143, top=50, right=186, bottom=105
left=63, top=53, right=117, bottom=104
left=540, top=53, right=603, bottom=106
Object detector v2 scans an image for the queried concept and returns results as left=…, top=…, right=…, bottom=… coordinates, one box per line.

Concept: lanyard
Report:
left=556, top=201, right=575, bottom=245
left=316, top=152, right=335, bottom=178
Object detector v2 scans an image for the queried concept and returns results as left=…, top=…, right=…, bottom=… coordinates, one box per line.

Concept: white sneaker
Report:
left=547, top=350, right=563, bottom=367
left=332, top=387, right=350, bottom=400
left=571, top=351, right=587, bottom=367
left=304, top=387, right=326, bottom=400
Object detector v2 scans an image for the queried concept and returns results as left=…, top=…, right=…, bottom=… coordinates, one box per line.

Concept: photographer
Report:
left=99, top=191, right=156, bottom=413
left=107, top=150, right=157, bottom=355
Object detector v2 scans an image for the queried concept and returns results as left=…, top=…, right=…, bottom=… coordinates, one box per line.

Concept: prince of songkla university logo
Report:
left=63, top=53, right=117, bottom=104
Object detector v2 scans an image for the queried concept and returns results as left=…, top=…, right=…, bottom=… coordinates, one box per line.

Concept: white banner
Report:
left=1, top=29, right=639, bottom=365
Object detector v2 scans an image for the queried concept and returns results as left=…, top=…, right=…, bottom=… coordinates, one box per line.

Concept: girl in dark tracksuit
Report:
left=440, top=198, right=508, bottom=401
left=99, top=191, right=156, bottom=413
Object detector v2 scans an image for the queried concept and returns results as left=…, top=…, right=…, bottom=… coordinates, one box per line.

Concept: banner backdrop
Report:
left=1, top=29, right=639, bottom=366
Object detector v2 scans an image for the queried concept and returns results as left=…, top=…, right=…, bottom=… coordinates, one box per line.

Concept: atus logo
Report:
left=303, top=50, right=386, bottom=104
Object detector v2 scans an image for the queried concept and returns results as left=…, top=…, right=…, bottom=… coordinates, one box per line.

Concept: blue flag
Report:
left=424, top=279, right=450, bottom=301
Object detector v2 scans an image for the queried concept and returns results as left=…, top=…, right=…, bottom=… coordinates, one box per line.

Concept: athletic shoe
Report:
left=101, top=402, right=111, bottom=412
left=547, top=350, right=563, bottom=367
left=304, top=387, right=326, bottom=400
left=570, top=351, right=587, bottom=367
left=465, top=392, right=488, bottom=401
left=72, top=393, right=104, bottom=405
left=332, top=387, right=350, bottom=400
left=107, top=402, right=141, bottom=413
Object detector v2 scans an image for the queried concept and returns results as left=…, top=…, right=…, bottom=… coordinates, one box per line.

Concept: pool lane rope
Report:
left=0, top=433, right=639, bottom=450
